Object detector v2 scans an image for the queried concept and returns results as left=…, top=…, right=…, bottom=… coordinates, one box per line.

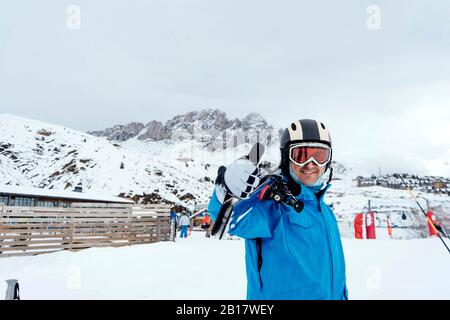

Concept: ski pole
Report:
left=393, top=174, right=450, bottom=254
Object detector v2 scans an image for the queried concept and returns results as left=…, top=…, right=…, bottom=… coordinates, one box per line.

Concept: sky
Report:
left=0, top=0, right=449, bottom=175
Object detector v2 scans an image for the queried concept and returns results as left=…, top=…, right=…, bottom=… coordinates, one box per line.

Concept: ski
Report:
left=211, top=196, right=238, bottom=239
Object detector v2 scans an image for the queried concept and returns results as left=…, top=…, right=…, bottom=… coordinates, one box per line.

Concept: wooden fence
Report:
left=0, top=203, right=174, bottom=258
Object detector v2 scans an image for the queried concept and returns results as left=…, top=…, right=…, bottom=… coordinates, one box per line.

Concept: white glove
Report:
left=214, top=159, right=261, bottom=204
left=225, top=159, right=261, bottom=198
left=214, top=143, right=265, bottom=203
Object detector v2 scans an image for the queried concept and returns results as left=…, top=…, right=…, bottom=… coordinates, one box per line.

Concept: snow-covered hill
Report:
left=0, top=112, right=449, bottom=239
left=0, top=114, right=219, bottom=207
left=0, top=111, right=280, bottom=209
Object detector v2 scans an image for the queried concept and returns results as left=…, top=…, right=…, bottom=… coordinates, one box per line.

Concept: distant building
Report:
left=356, top=174, right=449, bottom=196
left=0, top=185, right=133, bottom=207
left=192, top=203, right=209, bottom=228
left=432, top=180, right=447, bottom=190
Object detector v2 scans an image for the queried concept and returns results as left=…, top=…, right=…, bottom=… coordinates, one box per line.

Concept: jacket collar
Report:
left=294, top=180, right=332, bottom=203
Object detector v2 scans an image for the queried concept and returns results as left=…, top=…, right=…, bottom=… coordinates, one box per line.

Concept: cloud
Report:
left=0, top=0, right=449, bottom=175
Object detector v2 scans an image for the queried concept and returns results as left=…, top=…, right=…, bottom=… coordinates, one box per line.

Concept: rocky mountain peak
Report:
left=88, top=109, right=272, bottom=143
left=88, top=122, right=145, bottom=141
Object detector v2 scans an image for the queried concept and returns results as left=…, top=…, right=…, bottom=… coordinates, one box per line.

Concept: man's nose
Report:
left=304, top=160, right=317, bottom=169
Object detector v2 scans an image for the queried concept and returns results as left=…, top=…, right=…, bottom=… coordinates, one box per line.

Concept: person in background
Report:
left=170, top=208, right=178, bottom=238
left=179, top=212, right=190, bottom=238
left=201, top=213, right=212, bottom=237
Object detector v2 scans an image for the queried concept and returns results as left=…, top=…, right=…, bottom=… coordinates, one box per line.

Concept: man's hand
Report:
left=214, top=143, right=265, bottom=203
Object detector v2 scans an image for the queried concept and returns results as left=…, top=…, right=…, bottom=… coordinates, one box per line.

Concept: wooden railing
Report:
left=0, top=203, right=173, bottom=258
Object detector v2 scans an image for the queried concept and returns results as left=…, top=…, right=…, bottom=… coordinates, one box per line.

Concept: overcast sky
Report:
left=1, top=0, right=449, bottom=175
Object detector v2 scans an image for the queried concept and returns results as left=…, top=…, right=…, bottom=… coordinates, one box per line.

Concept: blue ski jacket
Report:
left=170, top=211, right=178, bottom=224
left=208, top=178, right=348, bottom=300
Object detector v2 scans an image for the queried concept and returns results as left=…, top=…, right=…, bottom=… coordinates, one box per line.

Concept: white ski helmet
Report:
left=280, top=119, right=332, bottom=176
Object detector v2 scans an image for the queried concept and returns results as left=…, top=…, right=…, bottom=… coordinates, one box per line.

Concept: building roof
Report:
left=0, top=185, right=134, bottom=204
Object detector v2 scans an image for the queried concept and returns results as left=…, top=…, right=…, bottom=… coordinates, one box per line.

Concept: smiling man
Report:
left=208, top=119, right=348, bottom=300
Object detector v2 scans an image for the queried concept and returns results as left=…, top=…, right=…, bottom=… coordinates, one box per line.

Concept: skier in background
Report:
left=208, top=119, right=348, bottom=300
left=179, top=212, right=190, bottom=238
left=201, top=213, right=212, bottom=238
left=170, top=208, right=178, bottom=238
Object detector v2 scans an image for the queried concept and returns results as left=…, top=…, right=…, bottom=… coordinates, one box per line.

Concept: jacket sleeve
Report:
left=207, top=189, right=273, bottom=240
left=207, top=189, right=223, bottom=223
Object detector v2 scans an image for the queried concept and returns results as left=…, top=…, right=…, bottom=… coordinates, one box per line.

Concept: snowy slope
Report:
left=0, top=154, right=29, bottom=186
left=0, top=233, right=448, bottom=299
left=0, top=114, right=217, bottom=207
left=0, top=112, right=281, bottom=208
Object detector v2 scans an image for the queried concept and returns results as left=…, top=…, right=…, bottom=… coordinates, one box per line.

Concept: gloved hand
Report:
left=214, top=143, right=265, bottom=203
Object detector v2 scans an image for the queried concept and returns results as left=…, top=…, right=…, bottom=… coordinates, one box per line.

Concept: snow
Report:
left=344, top=237, right=450, bottom=300
left=0, top=185, right=133, bottom=204
left=0, top=232, right=449, bottom=300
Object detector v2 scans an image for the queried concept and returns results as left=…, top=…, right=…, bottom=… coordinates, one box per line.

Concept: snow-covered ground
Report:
left=1, top=232, right=449, bottom=300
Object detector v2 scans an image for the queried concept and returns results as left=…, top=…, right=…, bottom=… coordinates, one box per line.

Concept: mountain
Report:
left=88, top=109, right=273, bottom=143
left=88, top=122, right=146, bottom=141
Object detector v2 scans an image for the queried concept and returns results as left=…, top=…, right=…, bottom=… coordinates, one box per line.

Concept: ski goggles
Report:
left=289, top=142, right=331, bottom=167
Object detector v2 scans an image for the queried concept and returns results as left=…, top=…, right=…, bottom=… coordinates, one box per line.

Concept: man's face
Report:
left=290, top=161, right=325, bottom=186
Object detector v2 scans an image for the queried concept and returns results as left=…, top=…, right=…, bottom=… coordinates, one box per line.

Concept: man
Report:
left=208, top=119, right=348, bottom=300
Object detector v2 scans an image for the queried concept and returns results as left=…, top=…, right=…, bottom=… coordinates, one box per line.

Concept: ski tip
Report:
left=248, top=142, right=265, bottom=166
